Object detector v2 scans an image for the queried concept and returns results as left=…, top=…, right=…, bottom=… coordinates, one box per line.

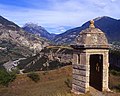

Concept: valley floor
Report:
left=0, top=65, right=120, bottom=96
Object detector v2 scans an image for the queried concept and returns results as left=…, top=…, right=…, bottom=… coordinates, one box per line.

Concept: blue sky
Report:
left=0, top=0, right=120, bottom=34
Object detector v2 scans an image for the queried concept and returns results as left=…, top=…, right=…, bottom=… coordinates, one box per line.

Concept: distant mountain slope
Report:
left=0, top=16, right=49, bottom=63
left=0, top=16, right=20, bottom=31
left=22, top=23, right=56, bottom=40
left=54, top=16, right=120, bottom=44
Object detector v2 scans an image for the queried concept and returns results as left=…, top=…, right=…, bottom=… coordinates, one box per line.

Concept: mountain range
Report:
left=53, top=16, right=120, bottom=44
left=20, top=16, right=120, bottom=45
left=0, top=16, right=49, bottom=63
left=22, top=23, right=56, bottom=40
left=0, top=15, right=120, bottom=63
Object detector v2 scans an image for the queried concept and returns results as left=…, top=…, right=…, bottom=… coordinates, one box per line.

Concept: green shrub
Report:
left=117, top=84, right=120, bottom=89
left=110, top=70, right=120, bottom=76
left=0, top=69, right=16, bottom=86
left=27, top=72, right=40, bottom=82
left=43, top=71, right=48, bottom=75
left=113, top=84, right=120, bottom=92
left=64, top=78, right=72, bottom=88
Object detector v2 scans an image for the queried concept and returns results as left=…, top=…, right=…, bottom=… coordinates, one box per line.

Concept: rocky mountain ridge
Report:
left=22, top=23, right=56, bottom=40
left=54, top=16, right=120, bottom=45
left=0, top=16, right=49, bottom=63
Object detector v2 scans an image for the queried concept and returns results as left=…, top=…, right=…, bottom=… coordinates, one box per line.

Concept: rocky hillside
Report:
left=16, top=46, right=72, bottom=73
left=0, top=16, right=49, bottom=63
left=54, top=16, right=120, bottom=45
left=22, top=23, right=56, bottom=40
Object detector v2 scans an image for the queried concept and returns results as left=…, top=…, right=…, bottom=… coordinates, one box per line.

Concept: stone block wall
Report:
left=72, top=64, right=90, bottom=93
left=72, top=49, right=109, bottom=94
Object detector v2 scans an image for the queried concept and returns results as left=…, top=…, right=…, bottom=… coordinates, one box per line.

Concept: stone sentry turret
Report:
left=71, top=20, right=110, bottom=94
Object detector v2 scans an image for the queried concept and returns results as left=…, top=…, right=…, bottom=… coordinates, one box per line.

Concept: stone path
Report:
left=90, top=86, right=105, bottom=96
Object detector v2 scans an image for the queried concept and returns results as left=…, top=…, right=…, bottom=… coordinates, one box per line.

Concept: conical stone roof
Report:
left=72, top=20, right=109, bottom=49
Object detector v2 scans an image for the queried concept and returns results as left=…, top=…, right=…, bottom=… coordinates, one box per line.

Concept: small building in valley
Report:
left=71, top=20, right=110, bottom=94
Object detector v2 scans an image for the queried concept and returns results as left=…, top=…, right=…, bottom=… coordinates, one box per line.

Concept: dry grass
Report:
left=0, top=65, right=73, bottom=96
left=46, top=46, right=72, bottom=49
left=0, top=65, right=120, bottom=96
left=109, top=73, right=120, bottom=92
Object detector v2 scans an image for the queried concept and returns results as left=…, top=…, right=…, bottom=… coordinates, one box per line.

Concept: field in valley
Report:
left=0, top=65, right=120, bottom=96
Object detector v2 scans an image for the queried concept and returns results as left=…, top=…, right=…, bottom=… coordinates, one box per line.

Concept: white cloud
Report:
left=111, top=0, right=116, bottom=2
left=0, top=0, right=120, bottom=33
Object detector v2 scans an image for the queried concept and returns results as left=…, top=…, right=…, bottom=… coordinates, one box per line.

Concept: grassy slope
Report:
left=0, top=65, right=120, bottom=96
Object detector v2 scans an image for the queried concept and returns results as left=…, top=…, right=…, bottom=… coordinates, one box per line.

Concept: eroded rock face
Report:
left=0, top=24, right=50, bottom=63
left=0, top=16, right=50, bottom=63
left=0, top=16, right=51, bottom=55
left=1, top=22, right=51, bottom=51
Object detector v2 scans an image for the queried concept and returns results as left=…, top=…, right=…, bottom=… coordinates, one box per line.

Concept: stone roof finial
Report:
left=89, top=20, right=95, bottom=28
